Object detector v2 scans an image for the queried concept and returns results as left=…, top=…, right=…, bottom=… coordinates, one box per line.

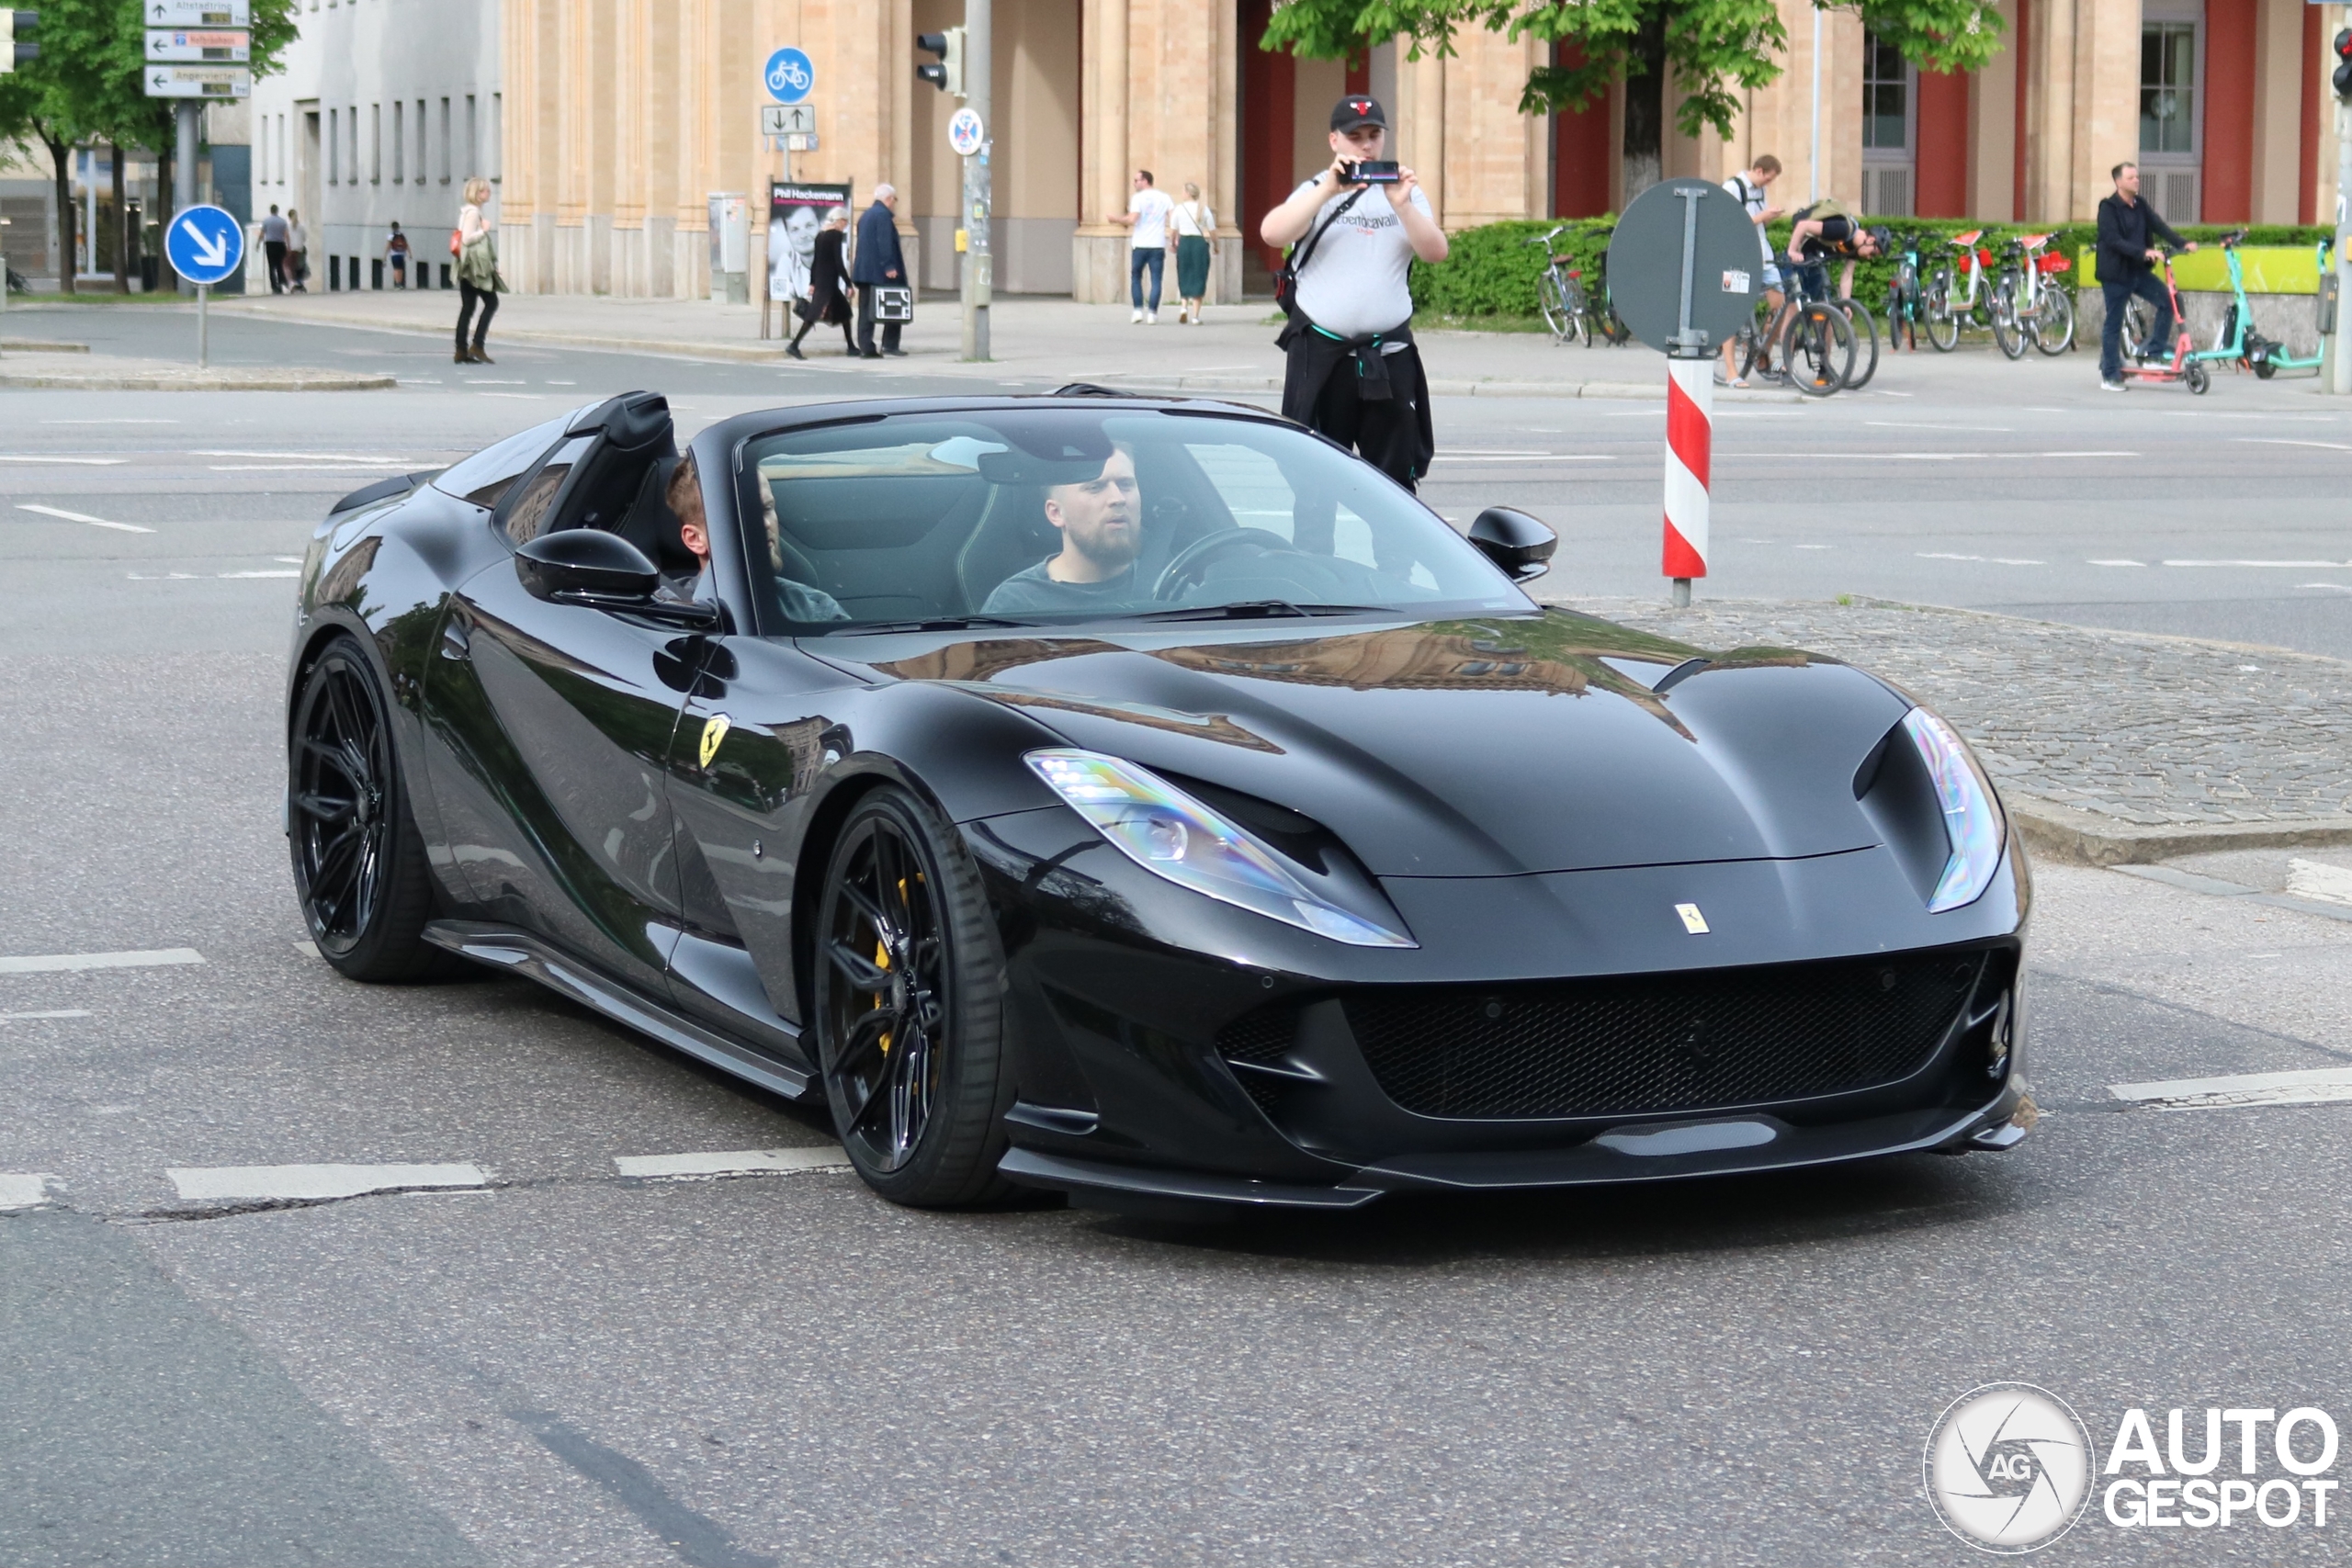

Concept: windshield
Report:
left=736, top=408, right=1535, bottom=631
left=432, top=414, right=571, bottom=510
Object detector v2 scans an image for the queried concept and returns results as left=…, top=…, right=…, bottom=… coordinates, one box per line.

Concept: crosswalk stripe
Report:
left=613, top=1147, right=851, bottom=1179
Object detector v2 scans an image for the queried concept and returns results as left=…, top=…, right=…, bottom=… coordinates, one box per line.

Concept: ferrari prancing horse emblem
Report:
left=699, top=713, right=732, bottom=769
left=1675, top=902, right=1710, bottom=934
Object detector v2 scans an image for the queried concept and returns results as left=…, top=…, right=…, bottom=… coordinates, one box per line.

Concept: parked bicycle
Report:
left=1990, top=232, right=2075, bottom=357
left=1923, top=230, right=2018, bottom=352
left=1528, top=225, right=1631, bottom=347
left=1883, top=231, right=1930, bottom=351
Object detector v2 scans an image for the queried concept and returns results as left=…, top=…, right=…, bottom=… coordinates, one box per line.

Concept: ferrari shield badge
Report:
left=1675, top=903, right=1710, bottom=934
left=699, top=713, right=732, bottom=770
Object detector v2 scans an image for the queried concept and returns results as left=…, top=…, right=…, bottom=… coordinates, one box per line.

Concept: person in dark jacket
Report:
left=788, top=207, right=856, bottom=359
left=2096, top=162, right=2196, bottom=389
left=852, top=186, right=908, bottom=359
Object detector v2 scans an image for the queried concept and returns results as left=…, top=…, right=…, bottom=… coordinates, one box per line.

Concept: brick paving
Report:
left=1558, top=595, right=2352, bottom=840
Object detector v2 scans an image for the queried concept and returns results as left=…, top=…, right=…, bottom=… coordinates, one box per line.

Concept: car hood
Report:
left=827, top=612, right=1915, bottom=877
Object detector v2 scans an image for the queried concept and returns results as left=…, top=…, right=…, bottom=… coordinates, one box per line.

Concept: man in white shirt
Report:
left=1258, top=96, right=1449, bottom=496
left=1111, top=170, right=1176, bottom=323
left=1718, top=154, right=1784, bottom=387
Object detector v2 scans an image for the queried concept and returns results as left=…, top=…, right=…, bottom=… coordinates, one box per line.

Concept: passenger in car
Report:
left=980, top=446, right=1145, bottom=615
left=668, top=454, right=848, bottom=622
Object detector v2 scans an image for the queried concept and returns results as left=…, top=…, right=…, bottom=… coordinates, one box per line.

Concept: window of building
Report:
left=2140, top=19, right=2196, bottom=154
left=439, top=99, right=452, bottom=182
left=391, top=102, right=403, bottom=183
left=326, top=108, right=338, bottom=185
left=465, top=96, right=477, bottom=179
left=415, top=99, right=427, bottom=184
left=1860, top=29, right=1916, bottom=216
left=371, top=103, right=382, bottom=183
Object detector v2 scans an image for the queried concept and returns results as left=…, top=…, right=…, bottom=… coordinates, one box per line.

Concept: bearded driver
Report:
left=982, top=447, right=1145, bottom=615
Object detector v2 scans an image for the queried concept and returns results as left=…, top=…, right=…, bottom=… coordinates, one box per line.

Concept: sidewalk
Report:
left=1563, top=595, right=2352, bottom=866
left=208, top=288, right=1802, bottom=400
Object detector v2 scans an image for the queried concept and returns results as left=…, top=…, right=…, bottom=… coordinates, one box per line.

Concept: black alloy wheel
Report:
left=288, top=635, right=450, bottom=980
left=813, top=787, right=1012, bottom=1206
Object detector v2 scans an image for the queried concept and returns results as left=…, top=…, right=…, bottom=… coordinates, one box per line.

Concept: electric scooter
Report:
left=2117, top=248, right=2210, bottom=394
left=2188, top=231, right=2258, bottom=372
left=2247, top=238, right=2335, bottom=379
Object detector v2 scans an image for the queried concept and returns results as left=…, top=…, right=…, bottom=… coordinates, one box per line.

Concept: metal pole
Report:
left=2331, top=87, right=2352, bottom=395
left=1809, top=9, right=1823, bottom=203
left=961, top=0, right=991, bottom=361
left=198, top=284, right=209, bottom=368
left=174, top=101, right=198, bottom=298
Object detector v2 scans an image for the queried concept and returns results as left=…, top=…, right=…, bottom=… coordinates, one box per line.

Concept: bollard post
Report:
left=1664, top=359, right=1711, bottom=605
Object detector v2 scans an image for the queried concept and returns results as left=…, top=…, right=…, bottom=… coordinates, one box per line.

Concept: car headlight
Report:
left=1025, top=750, right=1416, bottom=948
left=1901, top=707, right=2006, bottom=912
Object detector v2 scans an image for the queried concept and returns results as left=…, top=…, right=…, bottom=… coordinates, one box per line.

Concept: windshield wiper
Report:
left=837, top=615, right=1033, bottom=635
left=1132, top=601, right=1393, bottom=623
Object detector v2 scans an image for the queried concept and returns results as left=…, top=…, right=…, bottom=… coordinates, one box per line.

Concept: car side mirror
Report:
left=514, top=529, right=721, bottom=630
left=1467, top=506, right=1557, bottom=581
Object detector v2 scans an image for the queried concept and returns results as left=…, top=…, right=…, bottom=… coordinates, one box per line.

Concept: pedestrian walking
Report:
left=787, top=206, right=856, bottom=360
left=1718, top=155, right=1783, bottom=388
left=2096, top=161, right=2197, bottom=391
left=454, top=177, right=505, bottom=364
left=284, top=209, right=308, bottom=291
left=1258, top=95, right=1447, bottom=500
left=387, top=220, right=411, bottom=289
left=1112, top=171, right=1174, bottom=322
left=852, top=185, right=908, bottom=359
left=260, top=204, right=289, bottom=295
left=1170, top=182, right=1216, bottom=324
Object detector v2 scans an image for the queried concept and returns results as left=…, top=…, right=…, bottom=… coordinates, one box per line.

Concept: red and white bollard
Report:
left=1662, top=356, right=1712, bottom=607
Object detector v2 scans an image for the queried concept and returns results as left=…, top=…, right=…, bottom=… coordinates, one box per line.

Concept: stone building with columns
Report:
left=488, top=0, right=2344, bottom=302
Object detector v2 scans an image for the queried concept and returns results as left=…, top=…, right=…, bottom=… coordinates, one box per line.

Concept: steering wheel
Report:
left=1150, top=526, right=1306, bottom=602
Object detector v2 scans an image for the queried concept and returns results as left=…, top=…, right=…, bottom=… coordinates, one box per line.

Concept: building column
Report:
left=1074, top=0, right=1129, bottom=303
left=1434, top=27, right=1547, bottom=224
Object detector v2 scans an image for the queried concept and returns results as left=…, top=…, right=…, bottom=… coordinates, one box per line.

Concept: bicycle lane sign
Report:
left=765, top=48, right=813, bottom=104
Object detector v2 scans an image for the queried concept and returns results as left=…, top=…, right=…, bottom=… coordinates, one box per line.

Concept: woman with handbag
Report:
left=453, top=178, right=505, bottom=365
left=786, top=207, right=856, bottom=359
left=1170, top=182, right=1216, bottom=324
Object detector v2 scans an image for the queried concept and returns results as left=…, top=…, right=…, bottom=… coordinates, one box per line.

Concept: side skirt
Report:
left=422, top=919, right=817, bottom=1101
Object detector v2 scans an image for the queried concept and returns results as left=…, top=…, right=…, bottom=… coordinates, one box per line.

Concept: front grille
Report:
left=1344, top=951, right=1987, bottom=1120
left=1216, top=1009, right=1299, bottom=1112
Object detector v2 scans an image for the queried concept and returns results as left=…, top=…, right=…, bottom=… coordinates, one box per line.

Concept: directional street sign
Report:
left=760, top=104, right=815, bottom=136
left=143, top=0, right=248, bottom=23
left=763, top=47, right=813, bottom=104
left=164, top=202, right=243, bottom=286
left=145, top=28, right=248, bottom=62
left=145, top=63, right=249, bottom=96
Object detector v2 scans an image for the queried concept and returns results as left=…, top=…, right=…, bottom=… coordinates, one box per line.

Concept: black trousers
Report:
left=855, top=283, right=903, bottom=354
left=264, top=241, right=287, bottom=293
left=1299, top=343, right=1428, bottom=493
left=457, top=280, right=498, bottom=352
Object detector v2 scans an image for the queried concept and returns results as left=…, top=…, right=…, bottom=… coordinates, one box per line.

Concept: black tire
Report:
left=2031, top=288, right=2076, bottom=355
left=1782, top=302, right=1854, bottom=396
left=2185, top=361, right=2211, bottom=395
left=1538, top=269, right=1575, bottom=343
left=812, top=785, right=1013, bottom=1208
left=1838, top=297, right=1881, bottom=389
left=1990, top=279, right=2027, bottom=359
left=1925, top=270, right=1959, bottom=352
left=288, top=634, right=452, bottom=981
left=2253, top=349, right=2278, bottom=380
left=2119, top=297, right=2155, bottom=362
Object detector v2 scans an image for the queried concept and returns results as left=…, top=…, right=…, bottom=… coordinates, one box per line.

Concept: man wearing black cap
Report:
left=1260, top=96, right=1449, bottom=502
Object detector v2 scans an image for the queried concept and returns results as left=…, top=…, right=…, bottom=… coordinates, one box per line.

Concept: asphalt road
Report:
left=6, top=306, right=2352, bottom=1564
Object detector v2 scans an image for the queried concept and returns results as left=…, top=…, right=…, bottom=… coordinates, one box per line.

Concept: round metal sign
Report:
left=1605, top=180, right=1761, bottom=355
left=764, top=47, right=814, bottom=104
left=947, top=107, right=984, bottom=158
left=163, top=203, right=244, bottom=287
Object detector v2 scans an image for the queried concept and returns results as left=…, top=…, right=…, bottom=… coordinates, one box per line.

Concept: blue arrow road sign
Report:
left=764, top=47, right=813, bottom=104
left=164, top=203, right=243, bottom=286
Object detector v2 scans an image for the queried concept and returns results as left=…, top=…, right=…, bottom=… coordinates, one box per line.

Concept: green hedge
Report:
left=1411, top=212, right=2335, bottom=319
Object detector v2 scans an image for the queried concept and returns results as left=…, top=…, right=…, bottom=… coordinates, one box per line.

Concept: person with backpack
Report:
left=1783, top=198, right=1883, bottom=302
left=1257, top=95, right=1448, bottom=498
left=454, top=178, right=504, bottom=364
left=1719, top=156, right=1785, bottom=388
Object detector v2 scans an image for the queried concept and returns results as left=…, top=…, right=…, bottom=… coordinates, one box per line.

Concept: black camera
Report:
left=1342, top=160, right=1402, bottom=185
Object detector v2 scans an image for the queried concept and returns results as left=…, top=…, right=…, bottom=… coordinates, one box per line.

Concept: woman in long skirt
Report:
left=1170, top=182, right=1215, bottom=324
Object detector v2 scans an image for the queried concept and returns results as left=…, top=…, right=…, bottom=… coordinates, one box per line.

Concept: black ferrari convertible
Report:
left=285, top=390, right=2031, bottom=1210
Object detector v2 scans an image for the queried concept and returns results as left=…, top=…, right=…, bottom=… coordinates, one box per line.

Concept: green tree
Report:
left=1263, top=0, right=2004, bottom=202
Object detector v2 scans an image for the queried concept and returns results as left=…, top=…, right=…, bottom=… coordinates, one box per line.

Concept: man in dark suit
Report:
left=852, top=186, right=909, bottom=359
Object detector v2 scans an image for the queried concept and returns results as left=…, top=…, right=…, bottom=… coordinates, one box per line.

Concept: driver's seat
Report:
left=953, top=484, right=1053, bottom=612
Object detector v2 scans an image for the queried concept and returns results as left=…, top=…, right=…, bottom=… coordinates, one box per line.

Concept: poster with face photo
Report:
left=769, top=181, right=854, bottom=303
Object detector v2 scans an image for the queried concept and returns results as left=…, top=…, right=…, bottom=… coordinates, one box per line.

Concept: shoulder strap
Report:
left=1290, top=187, right=1368, bottom=277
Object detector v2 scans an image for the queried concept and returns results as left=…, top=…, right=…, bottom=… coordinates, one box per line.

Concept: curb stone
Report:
left=2005, top=795, right=2352, bottom=869
left=0, top=363, right=394, bottom=391
left=0, top=339, right=88, bottom=353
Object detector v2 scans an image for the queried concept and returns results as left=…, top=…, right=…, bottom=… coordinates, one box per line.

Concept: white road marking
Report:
left=1428, top=454, right=1612, bottom=462
left=40, top=418, right=179, bottom=425
left=476, top=392, right=544, bottom=400
left=0, top=1174, right=58, bottom=1211
left=463, top=378, right=527, bottom=385
left=2111, top=1066, right=2352, bottom=1111
left=188, top=450, right=420, bottom=462
left=2300, top=582, right=2352, bottom=592
left=2286, top=860, right=2352, bottom=907
left=1866, top=422, right=2013, bottom=432
left=613, top=1147, right=852, bottom=1179
left=2041, top=450, right=2139, bottom=457
left=2162, top=558, right=2352, bottom=569
left=0, top=947, right=203, bottom=975
left=16, top=504, right=153, bottom=534
left=275, top=556, right=305, bottom=564
left=2233, top=437, right=2352, bottom=451
left=1869, top=453, right=1988, bottom=461
left=167, top=1162, right=490, bottom=1201
left=2089, top=558, right=2147, bottom=566
left=0, top=1010, right=92, bottom=1020
left=1918, top=552, right=2046, bottom=564
left=292, top=940, right=321, bottom=959
left=207, top=464, right=410, bottom=472
left=0, top=455, right=126, bottom=466
left=128, top=570, right=300, bottom=581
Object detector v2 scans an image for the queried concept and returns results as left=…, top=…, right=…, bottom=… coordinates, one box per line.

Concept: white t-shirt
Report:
left=1127, top=187, right=1175, bottom=249
left=1724, top=174, right=1773, bottom=268
left=1170, top=199, right=1213, bottom=239
left=1288, top=180, right=1434, bottom=339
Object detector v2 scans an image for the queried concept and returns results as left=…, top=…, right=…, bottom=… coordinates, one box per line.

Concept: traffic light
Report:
left=2335, top=28, right=2352, bottom=101
left=917, top=28, right=965, bottom=96
left=1, top=11, right=37, bottom=73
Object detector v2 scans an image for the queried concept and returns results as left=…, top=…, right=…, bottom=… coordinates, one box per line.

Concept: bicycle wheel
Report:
left=1924, top=269, right=1959, bottom=352
left=2030, top=288, right=2075, bottom=355
left=1781, top=302, right=1855, bottom=396
left=1990, top=277, right=2027, bottom=359
left=1538, top=269, right=1575, bottom=342
left=1838, top=297, right=1881, bottom=389
left=2119, top=297, right=2155, bottom=361
left=1738, top=299, right=1776, bottom=380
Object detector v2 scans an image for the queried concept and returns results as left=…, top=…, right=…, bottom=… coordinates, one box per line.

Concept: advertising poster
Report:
left=768, top=180, right=854, bottom=306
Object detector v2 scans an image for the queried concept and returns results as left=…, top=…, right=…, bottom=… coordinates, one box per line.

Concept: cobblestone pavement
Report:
left=1559, top=594, right=2352, bottom=861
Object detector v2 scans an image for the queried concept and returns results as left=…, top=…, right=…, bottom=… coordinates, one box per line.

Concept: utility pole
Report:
left=960, top=0, right=991, bottom=362
left=175, top=100, right=198, bottom=297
